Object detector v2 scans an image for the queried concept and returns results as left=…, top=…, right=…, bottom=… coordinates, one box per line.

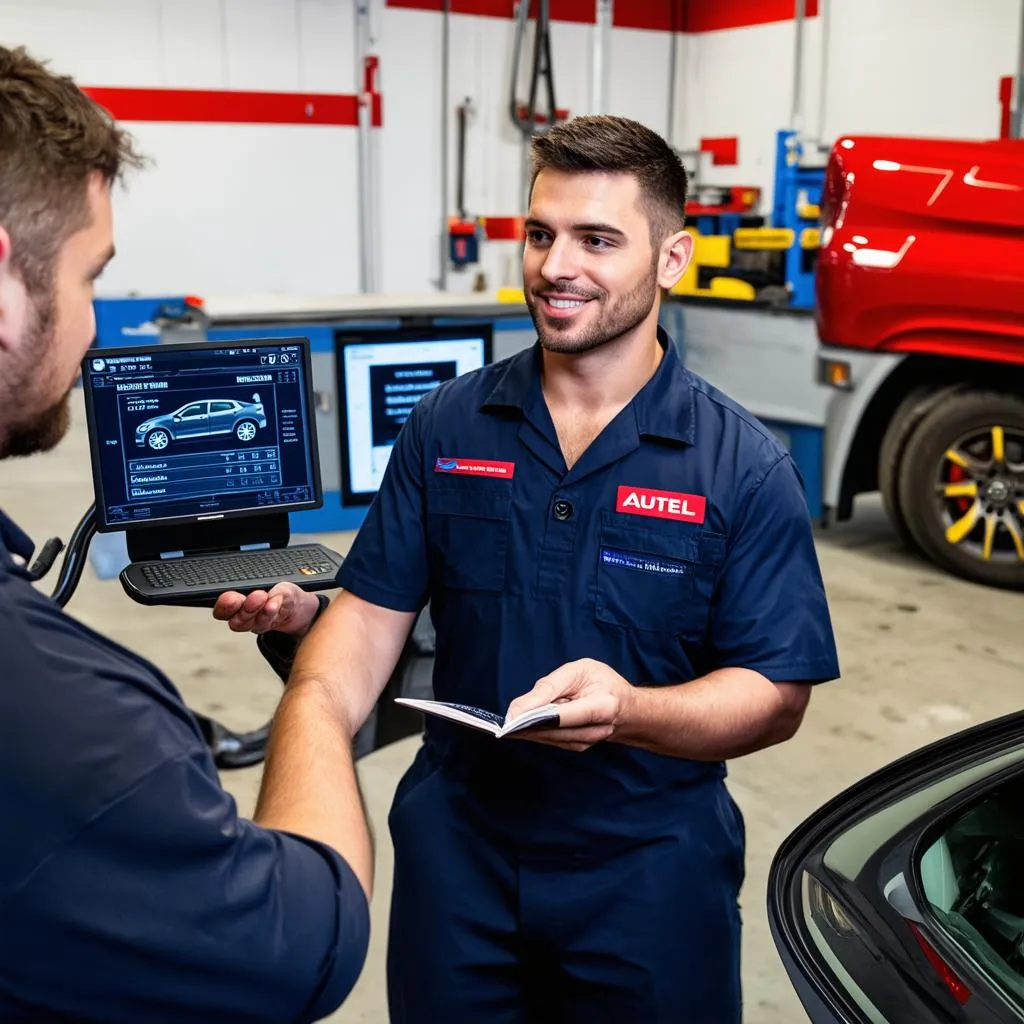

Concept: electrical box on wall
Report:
left=448, top=219, right=479, bottom=267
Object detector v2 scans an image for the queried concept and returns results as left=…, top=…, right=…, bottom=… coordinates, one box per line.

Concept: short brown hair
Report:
left=529, top=115, right=688, bottom=248
left=0, top=45, right=143, bottom=295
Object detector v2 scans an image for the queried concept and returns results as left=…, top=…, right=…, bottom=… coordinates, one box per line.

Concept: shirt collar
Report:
left=480, top=343, right=540, bottom=412
left=480, top=327, right=694, bottom=445
left=0, top=508, right=36, bottom=577
left=634, top=327, right=695, bottom=445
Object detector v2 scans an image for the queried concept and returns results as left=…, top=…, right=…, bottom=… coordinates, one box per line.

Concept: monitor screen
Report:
left=336, top=324, right=492, bottom=506
left=82, top=338, right=322, bottom=531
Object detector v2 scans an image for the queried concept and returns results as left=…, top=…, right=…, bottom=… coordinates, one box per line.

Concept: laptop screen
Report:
left=82, top=338, right=322, bottom=532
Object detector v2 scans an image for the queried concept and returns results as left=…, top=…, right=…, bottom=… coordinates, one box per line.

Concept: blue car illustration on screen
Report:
left=135, top=397, right=266, bottom=451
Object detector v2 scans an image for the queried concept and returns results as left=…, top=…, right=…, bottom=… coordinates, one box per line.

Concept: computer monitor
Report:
left=81, top=338, right=323, bottom=537
left=335, top=323, right=493, bottom=506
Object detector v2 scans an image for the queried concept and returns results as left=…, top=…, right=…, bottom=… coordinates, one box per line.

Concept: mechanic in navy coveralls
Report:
left=219, top=115, right=840, bottom=1023
left=0, top=45, right=370, bottom=1022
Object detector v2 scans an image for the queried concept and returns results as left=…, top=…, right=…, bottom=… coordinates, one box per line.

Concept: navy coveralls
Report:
left=338, top=330, right=839, bottom=1023
left=0, top=511, right=369, bottom=1023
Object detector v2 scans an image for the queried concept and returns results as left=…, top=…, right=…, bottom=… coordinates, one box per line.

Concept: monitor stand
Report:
left=125, top=511, right=290, bottom=563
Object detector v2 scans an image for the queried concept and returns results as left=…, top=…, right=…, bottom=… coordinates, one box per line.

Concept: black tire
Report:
left=897, top=390, right=1024, bottom=590
left=878, top=385, right=962, bottom=553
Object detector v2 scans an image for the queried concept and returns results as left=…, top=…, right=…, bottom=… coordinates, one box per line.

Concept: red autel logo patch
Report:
left=615, top=485, right=706, bottom=524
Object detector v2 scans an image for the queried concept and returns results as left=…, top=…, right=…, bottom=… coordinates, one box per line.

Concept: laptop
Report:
left=81, top=337, right=343, bottom=607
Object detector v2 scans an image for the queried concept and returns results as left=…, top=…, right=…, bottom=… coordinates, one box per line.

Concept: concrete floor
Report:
left=3, top=392, right=1023, bottom=1023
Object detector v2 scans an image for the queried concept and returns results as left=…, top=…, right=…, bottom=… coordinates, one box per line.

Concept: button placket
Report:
left=533, top=491, right=580, bottom=598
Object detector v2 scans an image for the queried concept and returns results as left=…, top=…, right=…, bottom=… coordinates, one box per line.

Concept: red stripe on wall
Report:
left=386, top=0, right=814, bottom=31
left=386, top=0, right=594, bottom=23
left=614, top=2, right=686, bottom=32
left=83, top=87, right=382, bottom=127
left=684, top=0, right=818, bottom=33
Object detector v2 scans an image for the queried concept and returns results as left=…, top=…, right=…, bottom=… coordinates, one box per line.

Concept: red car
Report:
left=815, top=133, right=1024, bottom=589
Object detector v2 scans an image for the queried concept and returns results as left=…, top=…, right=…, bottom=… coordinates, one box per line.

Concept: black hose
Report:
left=51, top=503, right=98, bottom=608
left=509, top=0, right=557, bottom=138
left=456, top=100, right=469, bottom=221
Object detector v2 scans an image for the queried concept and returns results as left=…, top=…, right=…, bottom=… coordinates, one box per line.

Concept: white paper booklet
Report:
left=394, top=698, right=561, bottom=738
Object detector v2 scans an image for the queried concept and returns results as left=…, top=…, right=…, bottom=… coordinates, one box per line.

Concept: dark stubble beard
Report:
left=527, top=259, right=660, bottom=356
left=1, top=288, right=71, bottom=459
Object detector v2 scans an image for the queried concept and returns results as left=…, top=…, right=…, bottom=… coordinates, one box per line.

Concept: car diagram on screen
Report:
left=135, top=396, right=267, bottom=451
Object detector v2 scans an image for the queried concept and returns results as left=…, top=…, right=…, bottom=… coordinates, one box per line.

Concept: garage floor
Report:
left=3, top=394, right=1023, bottom=1023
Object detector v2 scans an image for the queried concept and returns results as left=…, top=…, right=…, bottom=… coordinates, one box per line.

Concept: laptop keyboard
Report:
left=138, top=544, right=338, bottom=591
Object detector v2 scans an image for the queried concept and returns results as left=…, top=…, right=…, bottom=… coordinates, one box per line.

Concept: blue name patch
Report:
left=600, top=548, right=690, bottom=577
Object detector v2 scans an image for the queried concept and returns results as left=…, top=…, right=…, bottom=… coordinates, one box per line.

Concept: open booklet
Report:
left=394, top=697, right=561, bottom=738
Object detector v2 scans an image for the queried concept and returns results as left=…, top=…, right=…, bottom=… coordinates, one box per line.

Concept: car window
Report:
left=918, top=774, right=1024, bottom=1009
left=211, top=401, right=236, bottom=413
left=179, top=403, right=206, bottom=417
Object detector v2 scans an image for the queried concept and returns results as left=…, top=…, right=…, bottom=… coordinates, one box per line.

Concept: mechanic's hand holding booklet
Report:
left=394, top=698, right=561, bottom=738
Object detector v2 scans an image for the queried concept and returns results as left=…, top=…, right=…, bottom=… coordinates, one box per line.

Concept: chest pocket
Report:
left=426, top=487, right=511, bottom=592
left=594, top=518, right=725, bottom=637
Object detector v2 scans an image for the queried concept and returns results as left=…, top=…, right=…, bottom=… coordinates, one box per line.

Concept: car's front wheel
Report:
left=235, top=420, right=258, bottom=443
left=146, top=429, right=170, bottom=451
left=897, top=390, right=1024, bottom=590
left=878, top=385, right=962, bottom=555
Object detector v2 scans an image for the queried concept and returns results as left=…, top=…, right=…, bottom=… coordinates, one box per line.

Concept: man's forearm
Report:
left=254, top=679, right=374, bottom=898
left=615, top=669, right=811, bottom=761
left=289, top=591, right=417, bottom=730
left=252, top=591, right=417, bottom=898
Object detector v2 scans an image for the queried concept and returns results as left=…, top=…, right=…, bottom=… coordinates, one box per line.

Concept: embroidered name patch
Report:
left=434, top=457, right=516, bottom=479
left=600, top=548, right=691, bottom=576
left=615, top=485, right=706, bottom=524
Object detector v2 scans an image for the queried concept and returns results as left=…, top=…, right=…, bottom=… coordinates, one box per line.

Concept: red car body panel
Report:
left=816, top=135, right=1024, bottom=364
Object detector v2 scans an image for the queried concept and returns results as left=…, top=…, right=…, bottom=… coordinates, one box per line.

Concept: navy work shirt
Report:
left=339, top=331, right=839, bottom=848
left=0, top=511, right=368, bottom=1023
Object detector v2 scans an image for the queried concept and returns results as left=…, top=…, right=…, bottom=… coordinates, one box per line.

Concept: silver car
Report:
left=135, top=397, right=266, bottom=451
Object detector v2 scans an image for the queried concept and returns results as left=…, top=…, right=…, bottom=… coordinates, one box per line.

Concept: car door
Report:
left=768, top=711, right=1024, bottom=1023
left=208, top=400, right=237, bottom=435
left=174, top=401, right=209, bottom=438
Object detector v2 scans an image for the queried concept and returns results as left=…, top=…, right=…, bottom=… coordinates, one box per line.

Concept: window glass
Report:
left=919, top=775, right=1024, bottom=1007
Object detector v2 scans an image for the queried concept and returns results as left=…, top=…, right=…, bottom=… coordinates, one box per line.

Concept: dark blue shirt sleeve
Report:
left=336, top=394, right=429, bottom=612
left=3, top=749, right=370, bottom=1024
left=710, top=453, right=840, bottom=683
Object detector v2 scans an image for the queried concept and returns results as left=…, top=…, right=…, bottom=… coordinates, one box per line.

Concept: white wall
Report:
left=378, top=13, right=680, bottom=295
left=1, top=0, right=363, bottom=297
left=825, top=0, right=1021, bottom=140
left=675, top=0, right=1023, bottom=207
left=2, top=0, right=1021, bottom=298
left=376, top=7, right=443, bottom=293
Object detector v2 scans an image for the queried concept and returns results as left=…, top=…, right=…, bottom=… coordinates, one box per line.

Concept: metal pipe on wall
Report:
left=511, top=0, right=558, bottom=211
left=355, top=0, right=377, bottom=293
left=439, top=0, right=451, bottom=290
left=790, top=0, right=806, bottom=132
left=591, top=0, right=612, bottom=114
left=817, top=0, right=830, bottom=142
left=666, top=0, right=679, bottom=143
